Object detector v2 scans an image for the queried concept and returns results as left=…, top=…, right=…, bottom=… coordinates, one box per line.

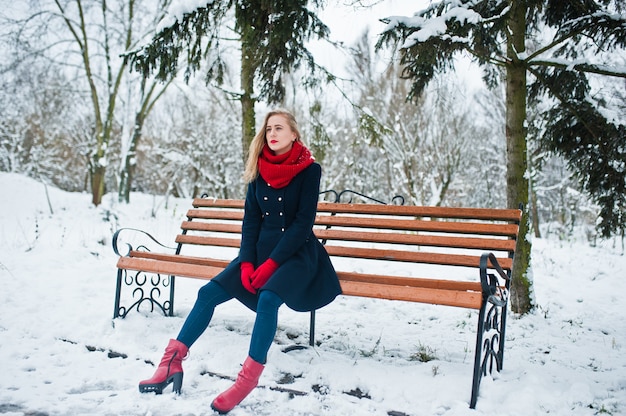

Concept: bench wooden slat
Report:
left=117, top=256, right=224, bottom=280
left=336, top=271, right=482, bottom=292
left=175, top=234, right=241, bottom=247
left=127, top=251, right=231, bottom=268
left=314, top=215, right=519, bottom=237
left=181, top=221, right=242, bottom=234
left=186, top=209, right=244, bottom=221
left=192, top=198, right=522, bottom=223
left=339, top=280, right=483, bottom=309
left=316, top=202, right=522, bottom=221
left=193, top=198, right=245, bottom=209
left=314, top=228, right=517, bottom=251
left=325, top=245, right=513, bottom=270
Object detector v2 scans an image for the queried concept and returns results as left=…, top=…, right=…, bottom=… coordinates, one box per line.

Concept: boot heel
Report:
left=171, top=372, right=183, bottom=394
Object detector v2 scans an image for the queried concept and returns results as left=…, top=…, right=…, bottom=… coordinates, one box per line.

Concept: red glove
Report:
left=240, top=262, right=256, bottom=294
left=250, top=258, right=279, bottom=290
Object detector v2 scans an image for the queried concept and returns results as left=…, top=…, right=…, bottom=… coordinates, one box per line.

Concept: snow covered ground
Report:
left=1, top=172, right=625, bottom=416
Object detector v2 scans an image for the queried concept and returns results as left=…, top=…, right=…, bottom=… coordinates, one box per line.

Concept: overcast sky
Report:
left=310, top=1, right=428, bottom=76
left=318, top=0, right=426, bottom=44
left=310, top=1, right=483, bottom=92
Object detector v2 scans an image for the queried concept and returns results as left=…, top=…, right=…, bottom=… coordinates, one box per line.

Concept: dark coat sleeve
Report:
left=239, top=181, right=262, bottom=264
left=267, top=163, right=321, bottom=265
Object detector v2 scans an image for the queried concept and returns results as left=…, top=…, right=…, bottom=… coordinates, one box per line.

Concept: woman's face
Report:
left=265, top=115, right=297, bottom=155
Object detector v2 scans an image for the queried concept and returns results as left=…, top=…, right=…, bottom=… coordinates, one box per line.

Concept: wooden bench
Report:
left=112, top=194, right=521, bottom=409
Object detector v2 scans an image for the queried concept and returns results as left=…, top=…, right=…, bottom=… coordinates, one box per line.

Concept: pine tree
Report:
left=377, top=0, right=626, bottom=314
left=124, top=0, right=329, bottom=154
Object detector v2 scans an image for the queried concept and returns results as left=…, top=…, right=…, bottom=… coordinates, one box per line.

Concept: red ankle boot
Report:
left=139, top=339, right=188, bottom=394
left=211, top=356, right=265, bottom=414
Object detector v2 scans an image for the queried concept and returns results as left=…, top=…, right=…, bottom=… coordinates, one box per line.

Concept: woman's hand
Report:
left=250, top=259, right=279, bottom=290
left=240, top=262, right=256, bottom=294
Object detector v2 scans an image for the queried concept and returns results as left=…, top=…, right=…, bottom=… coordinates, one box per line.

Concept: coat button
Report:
left=263, top=196, right=268, bottom=201
left=279, top=212, right=283, bottom=216
left=281, top=228, right=285, bottom=232
left=265, top=212, right=270, bottom=216
left=278, top=197, right=282, bottom=201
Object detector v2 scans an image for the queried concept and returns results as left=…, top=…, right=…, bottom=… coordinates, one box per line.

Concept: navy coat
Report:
left=213, top=162, right=342, bottom=312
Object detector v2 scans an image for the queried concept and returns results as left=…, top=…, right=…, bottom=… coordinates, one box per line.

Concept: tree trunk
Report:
left=506, top=0, right=534, bottom=314
left=90, top=158, right=106, bottom=206
left=530, top=179, right=541, bottom=238
left=118, top=155, right=133, bottom=203
left=119, top=113, right=143, bottom=203
left=240, top=31, right=257, bottom=160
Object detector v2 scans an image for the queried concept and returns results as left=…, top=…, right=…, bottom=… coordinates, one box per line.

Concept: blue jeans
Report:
left=176, top=280, right=283, bottom=364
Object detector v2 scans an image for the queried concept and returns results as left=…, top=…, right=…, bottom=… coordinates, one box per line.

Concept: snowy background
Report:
left=1, top=172, right=625, bottom=416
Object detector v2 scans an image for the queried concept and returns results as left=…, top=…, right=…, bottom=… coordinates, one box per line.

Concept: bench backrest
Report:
left=174, top=198, right=521, bottom=309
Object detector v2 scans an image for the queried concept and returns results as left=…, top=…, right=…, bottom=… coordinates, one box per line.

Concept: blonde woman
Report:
left=138, top=109, right=341, bottom=414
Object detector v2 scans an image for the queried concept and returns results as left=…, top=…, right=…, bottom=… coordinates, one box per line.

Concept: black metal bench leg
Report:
left=113, top=269, right=123, bottom=319
left=470, top=292, right=508, bottom=409
left=309, top=310, right=316, bottom=346
left=498, top=307, right=508, bottom=371
left=470, top=304, right=487, bottom=409
left=169, top=275, right=176, bottom=317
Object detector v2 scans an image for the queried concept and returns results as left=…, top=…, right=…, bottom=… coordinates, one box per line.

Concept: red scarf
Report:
left=258, top=141, right=314, bottom=188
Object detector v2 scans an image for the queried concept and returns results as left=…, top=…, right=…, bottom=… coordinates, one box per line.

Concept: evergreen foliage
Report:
left=377, top=0, right=626, bottom=236
left=124, top=0, right=328, bottom=104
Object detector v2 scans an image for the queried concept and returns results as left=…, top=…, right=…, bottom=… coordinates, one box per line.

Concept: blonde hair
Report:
left=243, top=109, right=302, bottom=183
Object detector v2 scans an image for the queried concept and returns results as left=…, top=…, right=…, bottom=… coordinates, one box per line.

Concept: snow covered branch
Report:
left=530, top=59, right=626, bottom=79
